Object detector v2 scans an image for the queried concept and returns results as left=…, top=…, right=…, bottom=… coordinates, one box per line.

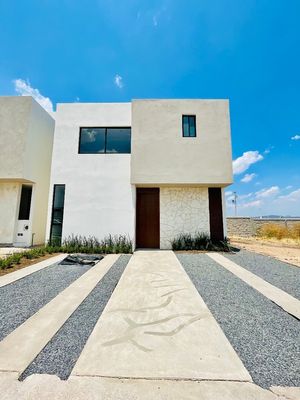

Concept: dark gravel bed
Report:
left=20, top=255, right=131, bottom=381
left=224, top=249, right=300, bottom=300
left=177, top=253, right=300, bottom=389
left=0, top=260, right=92, bottom=341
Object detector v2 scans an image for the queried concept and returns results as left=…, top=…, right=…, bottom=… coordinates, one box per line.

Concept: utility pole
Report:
left=232, top=191, right=238, bottom=216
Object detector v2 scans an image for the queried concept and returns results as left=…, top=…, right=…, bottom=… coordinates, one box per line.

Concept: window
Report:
left=79, top=127, right=131, bottom=154
left=50, top=185, right=65, bottom=245
left=182, top=115, right=196, bottom=137
left=18, top=185, right=32, bottom=220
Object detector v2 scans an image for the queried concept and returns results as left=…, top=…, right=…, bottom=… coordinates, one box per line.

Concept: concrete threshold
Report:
left=0, top=254, right=67, bottom=287
left=0, top=254, right=120, bottom=375
left=208, top=253, right=300, bottom=320
left=72, top=250, right=251, bottom=382
left=0, top=373, right=280, bottom=400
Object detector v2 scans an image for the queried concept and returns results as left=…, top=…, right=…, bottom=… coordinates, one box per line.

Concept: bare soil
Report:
left=0, top=253, right=61, bottom=277
left=230, top=236, right=300, bottom=268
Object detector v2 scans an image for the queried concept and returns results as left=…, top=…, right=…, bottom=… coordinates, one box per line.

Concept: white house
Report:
left=0, top=96, right=54, bottom=247
left=0, top=97, right=233, bottom=249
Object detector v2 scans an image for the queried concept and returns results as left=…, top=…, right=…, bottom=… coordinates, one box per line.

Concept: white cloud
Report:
left=13, top=79, right=53, bottom=113
left=241, top=173, right=256, bottom=183
left=255, top=186, right=279, bottom=198
left=240, top=200, right=262, bottom=208
left=153, top=15, right=158, bottom=26
left=277, top=188, right=300, bottom=202
left=114, top=74, right=123, bottom=89
left=225, top=191, right=233, bottom=197
left=232, top=151, right=263, bottom=175
left=291, top=135, right=300, bottom=140
left=285, top=185, right=293, bottom=190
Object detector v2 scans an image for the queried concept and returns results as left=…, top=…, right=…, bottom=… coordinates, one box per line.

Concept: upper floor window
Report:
left=182, top=115, right=196, bottom=137
left=79, top=127, right=131, bottom=154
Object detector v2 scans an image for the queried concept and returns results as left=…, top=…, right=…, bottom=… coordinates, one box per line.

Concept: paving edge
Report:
left=207, top=253, right=300, bottom=320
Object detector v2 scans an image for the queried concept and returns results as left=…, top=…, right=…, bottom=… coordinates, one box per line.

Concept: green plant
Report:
left=171, top=232, right=232, bottom=252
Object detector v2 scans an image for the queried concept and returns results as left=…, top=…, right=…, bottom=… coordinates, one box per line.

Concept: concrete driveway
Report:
left=0, top=250, right=299, bottom=399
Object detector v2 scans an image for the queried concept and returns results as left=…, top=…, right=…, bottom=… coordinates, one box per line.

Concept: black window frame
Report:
left=49, top=184, right=65, bottom=245
left=182, top=115, right=197, bottom=137
left=78, top=127, right=131, bottom=154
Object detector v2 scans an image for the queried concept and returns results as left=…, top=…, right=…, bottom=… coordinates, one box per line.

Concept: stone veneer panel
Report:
left=160, top=187, right=210, bottom=249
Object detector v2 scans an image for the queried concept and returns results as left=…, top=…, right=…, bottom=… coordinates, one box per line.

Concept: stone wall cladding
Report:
left=227, top=217, right=300, bottom=237
left=160, top=187, right=210, bottom=249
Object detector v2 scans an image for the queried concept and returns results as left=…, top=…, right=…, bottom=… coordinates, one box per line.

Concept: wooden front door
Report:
left=208, top=188, right=224, bottom=241
left=136, top=188, right=160, bottom=248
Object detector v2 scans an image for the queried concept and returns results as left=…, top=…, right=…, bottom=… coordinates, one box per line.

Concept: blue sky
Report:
left=0, top=0, right=299, bottom=216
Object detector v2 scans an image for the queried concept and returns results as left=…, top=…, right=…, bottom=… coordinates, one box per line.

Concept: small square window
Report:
left=182, top=115, right=196, bottom=137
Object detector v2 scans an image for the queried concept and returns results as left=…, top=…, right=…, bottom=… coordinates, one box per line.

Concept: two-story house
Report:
left=0, top=97, right=233, bottom=249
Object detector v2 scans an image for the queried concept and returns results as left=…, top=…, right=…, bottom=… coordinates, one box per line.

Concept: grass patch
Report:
left=171, top=232, right=232, bottom=252
left=0, top=234, right=133, bottom=271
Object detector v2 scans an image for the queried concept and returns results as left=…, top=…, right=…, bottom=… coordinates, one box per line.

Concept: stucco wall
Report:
left=46, top=103, right=135, bottom=243
left=0, top=96, right=54, bottom=246
left=131, top=99, right=233, bottom=186
left=227, top=217, right=300, bottom=237
left=0, top=182, right=20, bottom=244
left=160, top=187, right=210, bottom=249
left=0, top=97, right=30, bottom=179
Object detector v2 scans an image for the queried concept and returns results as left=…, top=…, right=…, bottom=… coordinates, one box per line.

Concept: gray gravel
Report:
left=177, top=253, right=300, bottom=389
left=224, top=249, right=300, bottom=300
left=20, top=255, right=131, bottom=381
left=0, top=261, right=92, bottom=341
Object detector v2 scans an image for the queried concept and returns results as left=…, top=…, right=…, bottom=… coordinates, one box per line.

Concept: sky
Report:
left=0, top=0, right=299, bottom=216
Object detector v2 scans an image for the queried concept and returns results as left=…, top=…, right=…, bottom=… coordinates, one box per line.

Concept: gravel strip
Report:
left=20, top=255, right=131, bottom=381
left=224, top=249, right=300, bottom=300
left=177, top=253, right=300, bottom=389
left=0, top=260, right=92, bottom=341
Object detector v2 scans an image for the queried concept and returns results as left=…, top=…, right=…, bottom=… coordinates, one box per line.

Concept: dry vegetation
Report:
left=257, top=223, right=300, bottom=241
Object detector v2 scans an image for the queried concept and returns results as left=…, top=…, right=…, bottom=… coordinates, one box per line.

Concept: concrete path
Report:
left=0, top=254, right=119, bottom=375
left=0, top=373, right=282, bottom=400
left=208, top=253, right=300, bottom=319
left=72, top=250, right=251, bottom=381
left=0, top=254, right=67, bottom=287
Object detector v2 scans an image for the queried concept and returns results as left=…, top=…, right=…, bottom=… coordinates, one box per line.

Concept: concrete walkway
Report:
left=208, top=253, right=300, bottom=319
left=72, top=250, right=251, bottom=381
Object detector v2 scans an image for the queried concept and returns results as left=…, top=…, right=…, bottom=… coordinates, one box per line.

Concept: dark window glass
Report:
left=18, top=185, right=32, bottom=220
left=106, top=128, right=131, bottom=153
left=78, top=127, right=131, bottom=154
left=50, top=185, right=65, bottom=245
left=79, top=128, right=105, bottom=153
left=182, top=115, right=196, bottom=137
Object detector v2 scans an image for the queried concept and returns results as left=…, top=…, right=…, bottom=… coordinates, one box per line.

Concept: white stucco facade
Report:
left=0, top=97, right=54, bottom=246
left=46, top=103, right=135, bottom=242
left=1, top=97, right=232, bottom=249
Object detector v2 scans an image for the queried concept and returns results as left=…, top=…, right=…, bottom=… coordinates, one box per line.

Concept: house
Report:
left=0, top=97, right=233, bottom=249
left=0, top=96, right=54, bottom=247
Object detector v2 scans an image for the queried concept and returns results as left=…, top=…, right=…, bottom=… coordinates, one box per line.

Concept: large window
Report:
left=182, top=115, right=196, bottom=137
left=79, top=127, right=131, bottom=154
left=50, top=185, right=65, bottom=245
left=18, top=185, right=32, bottom=220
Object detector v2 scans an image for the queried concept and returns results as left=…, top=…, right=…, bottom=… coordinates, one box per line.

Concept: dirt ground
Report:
left=230, top=236, right=300, bottom=268
left=0, top=253, right=61, bottom=277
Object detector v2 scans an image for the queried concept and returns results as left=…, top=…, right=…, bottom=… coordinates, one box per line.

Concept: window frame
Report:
left=49, top=184, right=65, bottom=245
left=78, top=127, right=131, bottom=154
left=182, top=115, right=197, bottom=138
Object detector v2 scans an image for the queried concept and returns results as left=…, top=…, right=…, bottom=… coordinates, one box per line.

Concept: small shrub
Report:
left=171, top=232, right=232, bottom=252
left=291, top=223, right=300, bottom=239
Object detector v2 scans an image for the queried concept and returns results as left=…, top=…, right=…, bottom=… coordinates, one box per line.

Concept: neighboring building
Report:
left=0, top=96, right=54, bottom=247
left=0, top=97, right=233, bottom=249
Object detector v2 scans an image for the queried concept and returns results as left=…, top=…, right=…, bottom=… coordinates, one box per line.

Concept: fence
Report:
left=226, top=217, right=300, bottom=237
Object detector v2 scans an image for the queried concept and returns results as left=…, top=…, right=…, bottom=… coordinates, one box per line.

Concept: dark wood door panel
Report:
left=208, top=188, right=224, bottom=241
left=136, top=188, right=160, bottom=248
